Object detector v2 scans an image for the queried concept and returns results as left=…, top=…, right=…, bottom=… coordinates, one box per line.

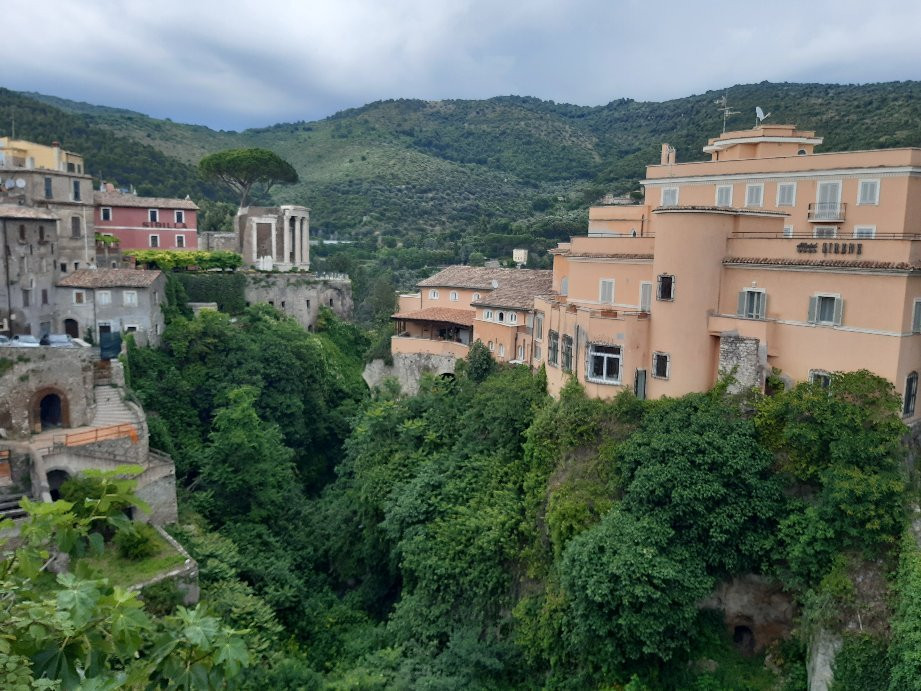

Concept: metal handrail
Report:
left=807, top=202, right=847, bottom=221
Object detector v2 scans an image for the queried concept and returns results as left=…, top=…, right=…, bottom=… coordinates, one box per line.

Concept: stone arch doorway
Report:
left=30, top=388, right=71, bottom=433
left=46, top=469, right=71, bottom=501
left=64, top=318, right=79, bottom=338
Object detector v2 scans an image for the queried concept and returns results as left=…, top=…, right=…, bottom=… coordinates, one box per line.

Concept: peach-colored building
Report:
left=392, top=266, right=551, bottom=364
left=537, top=124, right=921, bottom=422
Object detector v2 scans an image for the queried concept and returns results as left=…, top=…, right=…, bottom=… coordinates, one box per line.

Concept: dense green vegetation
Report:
left=117, top=278, right=917, bottom=688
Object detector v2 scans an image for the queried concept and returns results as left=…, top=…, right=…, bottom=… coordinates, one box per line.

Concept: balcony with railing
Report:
left=808, top=202, right=846, bottom=222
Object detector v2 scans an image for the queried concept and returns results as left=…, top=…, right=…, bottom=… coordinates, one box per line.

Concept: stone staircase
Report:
left=92, top=386, right=137, bottom=428
left=0, top=492, right=27, bottom=520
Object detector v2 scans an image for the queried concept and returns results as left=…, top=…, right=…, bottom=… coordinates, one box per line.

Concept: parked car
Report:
left=0, top=335, right=9, bottom=345
left=11, top=335, right=40, bottom=347
left=46, top=334, right=74, bottom=348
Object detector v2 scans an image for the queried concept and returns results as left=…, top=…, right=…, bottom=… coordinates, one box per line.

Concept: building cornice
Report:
left=642, top=166, right=921, bottom=187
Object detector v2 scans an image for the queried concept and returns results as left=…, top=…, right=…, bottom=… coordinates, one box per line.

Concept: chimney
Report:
left=51, top=141, right=60, bottom=148
left=660, top=144, right=677, bottom=165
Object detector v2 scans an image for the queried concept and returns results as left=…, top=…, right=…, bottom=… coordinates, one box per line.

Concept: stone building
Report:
left=56, top=269, right=167, bottom=346
left=237, top=205, right=310, bottom=271
left=0, top=205, right=60, bottom=336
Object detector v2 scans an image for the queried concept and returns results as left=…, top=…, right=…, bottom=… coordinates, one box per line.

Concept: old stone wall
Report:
left=243, top=273, right=352, bottom=330
left=699, top=574, right=795, bottom=654
left=718, top=334, right=764, bottom=393
left=0, top=346, right=96, bottom=438
left=364, top=353, right=458, bottom=395
left=132, top=526, right=200, bottom=606
left=198, top=231, right=239, bottom=253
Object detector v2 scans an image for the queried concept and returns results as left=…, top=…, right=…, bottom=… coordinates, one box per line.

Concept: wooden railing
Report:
left=52, top=424, right=139, bottom=448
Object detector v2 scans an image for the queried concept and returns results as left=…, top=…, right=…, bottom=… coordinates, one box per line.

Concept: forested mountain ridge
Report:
left=12, top=81, right=921, bottom=244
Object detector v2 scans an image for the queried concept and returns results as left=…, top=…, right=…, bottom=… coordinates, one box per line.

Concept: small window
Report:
left=853, top=226, right=875, bottom=239
left=18, top=225, right=25, bottom=241
left=149, top=235, right=160, bottom=248
left=125, top=325, right=139, bottom=333
left=657, top=274, right=675, bottom=301
left=149, top=209, right=159, bottom=223
left=745, top=184, right=764, bottom=208
left=904, top=372, right=918, bottom=417
left=588, top=344, right=622, bottom=384
left=71, top=217, right=81, bottom=238
left=534, top=343, right=541, bottom=360
left=429, top=289, right=439, bottom=299
left=548, top=330, right=559, bottom=366
left=74, top=290, right=85, bottom=305
left=808, top=294, right=843, bottom=326
left=176, top=234, right=186, bottom=248
left=517, top=344, right=524, bottom=360
left=101, top=207, right=112, bottom=221
left=715, top=185, right=732, bottom=207
left=488, top=341, right=494, bottom=351
left=652, top=352, right=670, bottom=379
left=561, top=335, right=574, bottom=372
left=534, top=312, right=544, bottom=340
left=38, top=226, right=45, bottom=243
left=738, top=289, right=766, bottom=319
left=473, top=292, right=481, bottom=301
left=509, top=312, right=517, bottom=324
left=498, top=344, right=506, bottom=357
left=857, top=179, right=880, bottom=206
left=450, top=290, right=458, bottom=301
left=912, top=299, right=921, bottom=333
left=777, top=182, right=796, bottom=207
left=560, top=277, right=569, bottom=296
left=814, top=226, right=837, bottom=239
left=810, top=370, right=832, bottom=388
left=175, top=209, right=185, bottom=224
left=661, top=187, right=679, bottom=206
left=498, top=311, right=505, bottom=323
left=41, top=289, right=48, bottom=305
left=44, top=177, right=53, bottom=199
left=97, top=290, right=112, bottom=306
left=640, top=282, right=652, bottom=312
left=72, top=180, right=81, bottom=201
left=783, top=225, right=794, bottom=238
left=21, top=289, right=30, bottom=307
left=60, top=262, right=67, bottom=272
left=123, top=290, right=138, bottom=306
left=599, top=279, right=615, bottom=304
left=484, top=309, right=493, bottom=320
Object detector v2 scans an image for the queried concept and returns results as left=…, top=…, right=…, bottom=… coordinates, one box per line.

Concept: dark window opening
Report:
left=657, top=274, right=675, bottom=301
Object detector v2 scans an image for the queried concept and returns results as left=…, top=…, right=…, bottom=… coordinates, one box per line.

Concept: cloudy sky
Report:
left=10, top=0, right=921, bottom=131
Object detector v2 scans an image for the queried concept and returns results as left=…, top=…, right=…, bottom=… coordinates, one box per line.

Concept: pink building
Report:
left=94, top=188, right=198, bottom=250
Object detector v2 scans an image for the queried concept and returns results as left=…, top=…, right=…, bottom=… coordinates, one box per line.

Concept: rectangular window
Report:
left=657, top=274, right=675, bottom=301
left=101, top=207, right=112, bottom=221
left=175, top=210, right=185, bottom=224
left=652, top=352, right=670, bottom=379
left=72, top=180, right=81, bottom=201
left=810, top=370, right=832, bottom=388
left=484, top=309, right=493, bottom=321
left=74, top=290, right=85, bottom=305
left=149, top=209, right=159, bottom=223
left=588, top=344, right=622, bottom=384
left=858, top=179, right=880, bottom=205
left=808, top=294, right=843, bottom=326
left=853, top=225, right=875, bottom=239
left=815, top=181, right=842, bottom=219
left=548, top=330, right=559, bottom=366
left=599, top=279, right=615, bottom=304
left=97, top=290, right=111, bottom=306
left=905, top=373, right=918, bottom=417
left=176, top=234, right=186, bottom=248
left=534, top=343, right=541, bottom=360
left=60, top=262, right=67, bottom=272
left=783, top=225, right=794, bottom=238
left=777, top=182, right=796, bottom=207
left=123, top=290, right=138, bottom=306
left=560, top=277, right=569, bottom=296
left=71, top=217, right=81, bottom=238
left=715, top=185, right=732, bottom=207
left=450, top=290, right=458, bottom=301
left=737, top=289, right=766, bottom=319
left=21, top=289, right=30, bottom=307
left=41, top=289, right=48, bottom=305
left=561, top=335, right=574, bottom=372
left=814, top=226, right=837, bottom=239
left=534, top=312, right=544, bottom=340
left=428, top=289, right=439, bottom=299
left=640, top=282, right=652, bottom=312
left=44, top=177, right=53, bottom=199
left=913, top=299, right=921, bottom=333
left=745, top=184, right=764, bottom=207
left=661, top=187, right=679, bottom=206
left=149, top=235, right=160, bottom=248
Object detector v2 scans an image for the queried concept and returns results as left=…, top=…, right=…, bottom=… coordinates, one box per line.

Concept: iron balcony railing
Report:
left=808, top=202, right=847, bottom=222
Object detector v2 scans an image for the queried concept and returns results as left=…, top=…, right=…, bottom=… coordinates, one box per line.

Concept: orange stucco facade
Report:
left=538, top=124, right=921, bottom=422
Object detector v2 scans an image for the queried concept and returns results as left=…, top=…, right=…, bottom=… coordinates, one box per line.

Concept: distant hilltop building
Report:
left=377, top=122, right=921, bottom=422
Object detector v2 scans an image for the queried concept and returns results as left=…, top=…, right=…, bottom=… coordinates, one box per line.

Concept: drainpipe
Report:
left=2, top=219, right=11, bottom=334
left=82, top=205, right=89, bottom=266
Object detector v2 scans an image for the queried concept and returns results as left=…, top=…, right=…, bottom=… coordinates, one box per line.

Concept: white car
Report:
left=11, top=335, right=40, bottom=347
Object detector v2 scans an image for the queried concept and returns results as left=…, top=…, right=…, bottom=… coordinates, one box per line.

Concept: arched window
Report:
left=498, top=312, right=505, bottom=323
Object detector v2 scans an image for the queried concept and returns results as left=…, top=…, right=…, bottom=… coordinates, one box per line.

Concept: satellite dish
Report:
left=755, top=106, right=771, bottom=125
left=15, top=178, right=25, bottom=189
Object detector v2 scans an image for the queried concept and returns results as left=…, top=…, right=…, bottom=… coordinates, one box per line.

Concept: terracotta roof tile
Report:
left=94, top=191, right=198, bottom=210
left=392, top=307, right=475, bottom=327
left=472, top=272, right=553, bottom=309
left=417, top=265, right=551, bottom=290
left=0, top=205, right=59, bottom=220
left=57, top=268, right=164, bottom=288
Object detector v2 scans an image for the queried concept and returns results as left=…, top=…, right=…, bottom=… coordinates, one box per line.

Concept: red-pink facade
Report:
left=94, top=191, right=199, bottom=250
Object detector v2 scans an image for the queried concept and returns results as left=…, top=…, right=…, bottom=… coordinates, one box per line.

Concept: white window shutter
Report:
left=808, top=296, right=818, bottom=323
left=759, top=293, right=767, bottom=319
left=833, top=298, right=844, bottom=326
left=737, top=291, right=746, bottom=317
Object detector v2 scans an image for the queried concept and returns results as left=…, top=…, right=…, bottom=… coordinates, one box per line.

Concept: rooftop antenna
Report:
left=714, top=94, right=739, bottom=133
left=755, top=106, right=771, bottom=127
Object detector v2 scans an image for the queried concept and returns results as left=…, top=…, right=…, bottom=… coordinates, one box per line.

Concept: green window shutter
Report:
left=833, top=298, right=844, bottom=326
left=808, top=296, right=818, bottom=323
left=737, top=291, right=746, bottom=317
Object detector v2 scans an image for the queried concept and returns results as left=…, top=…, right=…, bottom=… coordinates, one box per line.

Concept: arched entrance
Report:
left=64, top=319, right=79, bottom=338
left=46, top=469, right=71, bottom=501
left=30, top=388, right=71, bottom=433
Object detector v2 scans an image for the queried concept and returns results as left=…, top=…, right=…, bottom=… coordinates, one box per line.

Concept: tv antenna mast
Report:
left=755, top=106, right=771, bottom=127
left=714, top=95, right=739, bottom=133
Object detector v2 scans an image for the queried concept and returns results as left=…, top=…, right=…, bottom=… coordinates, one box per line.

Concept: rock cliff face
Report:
left=363, top=354, right=457, bottom=394
left=700, top=574, right=795, bottom=654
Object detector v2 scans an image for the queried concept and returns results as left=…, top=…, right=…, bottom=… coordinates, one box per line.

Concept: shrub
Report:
left=115, top=522, right=160, bottom=560
left=140, top=578, right=184, bottom=616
